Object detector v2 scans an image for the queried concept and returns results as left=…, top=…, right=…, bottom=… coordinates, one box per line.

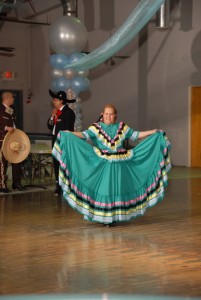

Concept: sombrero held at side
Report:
left=2, top=129, right=30, bottom=163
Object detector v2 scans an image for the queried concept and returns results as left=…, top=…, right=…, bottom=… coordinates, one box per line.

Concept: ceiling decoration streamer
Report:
left=65, top=0, right=165, bottom=71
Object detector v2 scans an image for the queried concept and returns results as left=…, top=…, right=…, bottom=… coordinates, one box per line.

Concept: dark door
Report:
left=191, top=86, right=201, bottom=167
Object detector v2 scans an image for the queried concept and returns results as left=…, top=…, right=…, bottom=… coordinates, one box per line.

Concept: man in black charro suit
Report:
left=0, top=91, right=27, bottom=193
left=47, top=89, right=75, bottom=196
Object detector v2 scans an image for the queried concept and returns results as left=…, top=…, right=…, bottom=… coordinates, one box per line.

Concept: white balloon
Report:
left=74, top=107, right=80, bottom=114
left=75, top=124, right=83, bottom=131
left=77, top=70, right=89, bottom=77
left=72, top=102, right=78, bottom=109
left=76, top=97, right=82, bottom=103
left=75, top=118, right=82, bottom=124
left=49, top=16, right=88, bottom=55
left=68, top=103, right=74, bottom=109
left=63, top=69, right=76, bottom=79
left=76, top=113, right=82, bottom=119
left=51, top=69, right=63, bottom=78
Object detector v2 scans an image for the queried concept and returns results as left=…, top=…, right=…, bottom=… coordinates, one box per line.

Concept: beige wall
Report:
left=0, top=21, right=29, bottom=111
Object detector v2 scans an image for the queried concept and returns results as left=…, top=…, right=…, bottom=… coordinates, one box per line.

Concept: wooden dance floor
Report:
left=0, top=167, right=201, bottom=299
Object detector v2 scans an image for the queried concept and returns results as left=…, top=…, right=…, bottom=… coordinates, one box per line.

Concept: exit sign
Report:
left=1, top=71, right=15, bottom=80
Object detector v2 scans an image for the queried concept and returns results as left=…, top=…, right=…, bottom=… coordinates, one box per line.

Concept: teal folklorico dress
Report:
left=52, top=121, right=171, bottom=224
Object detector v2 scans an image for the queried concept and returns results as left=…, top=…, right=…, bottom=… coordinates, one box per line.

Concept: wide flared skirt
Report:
left=52, top=131, right=171, bottom=224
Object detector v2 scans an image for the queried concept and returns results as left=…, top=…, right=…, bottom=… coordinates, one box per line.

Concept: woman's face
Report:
left=102, top=107, right=116, bottom=124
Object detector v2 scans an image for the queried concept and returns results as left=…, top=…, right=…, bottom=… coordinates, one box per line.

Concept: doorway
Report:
left=0, top=89, right=23, bottom=129
left=191, top=86, right=201, bottom=167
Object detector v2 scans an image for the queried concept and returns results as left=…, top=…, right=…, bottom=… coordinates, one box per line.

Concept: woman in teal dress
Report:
left=52, top=104, right=171, bottom=226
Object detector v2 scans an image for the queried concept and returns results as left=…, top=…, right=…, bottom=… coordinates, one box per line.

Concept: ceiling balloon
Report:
left=48, top=16, right=88, bottom=55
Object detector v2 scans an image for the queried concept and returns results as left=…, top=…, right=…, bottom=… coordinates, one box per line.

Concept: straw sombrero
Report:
left=2, top=129, right=30, bottom=163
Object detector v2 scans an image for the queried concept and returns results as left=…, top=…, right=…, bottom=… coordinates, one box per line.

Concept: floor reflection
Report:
left=0, top=169, right=201, bottom=296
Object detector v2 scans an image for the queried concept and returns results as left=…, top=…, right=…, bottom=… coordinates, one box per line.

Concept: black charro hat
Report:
left=49, top=89, right=76, bottom=103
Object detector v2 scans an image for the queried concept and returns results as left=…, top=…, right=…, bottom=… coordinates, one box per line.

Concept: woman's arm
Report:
left=138, top=129, right=157, bottom=139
